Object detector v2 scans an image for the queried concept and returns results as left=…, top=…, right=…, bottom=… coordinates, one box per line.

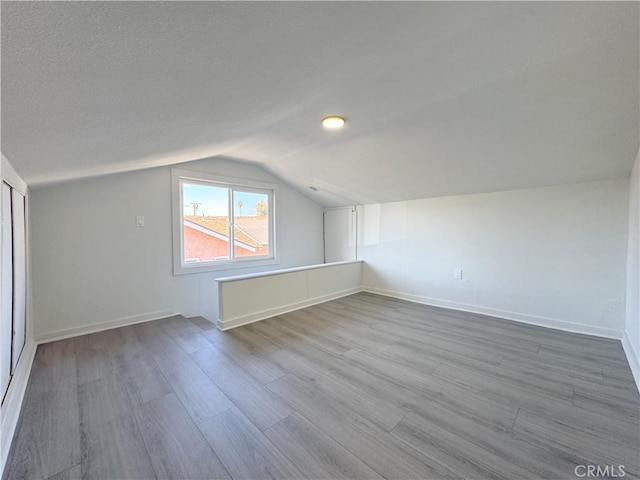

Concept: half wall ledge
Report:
left=215, top=260, right=363, bottom=330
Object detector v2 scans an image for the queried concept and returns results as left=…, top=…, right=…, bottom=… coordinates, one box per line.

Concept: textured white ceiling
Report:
left=2, top=2, right=638, bottom=206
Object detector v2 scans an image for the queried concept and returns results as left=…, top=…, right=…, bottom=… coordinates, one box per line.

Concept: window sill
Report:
left=173, top=257, right=279, bottom=276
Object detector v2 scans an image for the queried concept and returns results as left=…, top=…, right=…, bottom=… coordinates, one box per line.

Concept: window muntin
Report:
left=173, top=170, right=276, bottom=274
left=232, top=190, right=270, bottom=258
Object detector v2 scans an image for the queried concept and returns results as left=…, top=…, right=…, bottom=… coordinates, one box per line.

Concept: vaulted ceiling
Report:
left=2, top=2, right=638, bottom=206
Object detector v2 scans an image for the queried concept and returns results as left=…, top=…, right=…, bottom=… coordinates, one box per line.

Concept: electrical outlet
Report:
left=135, top=215, right=145, bottom=228
left=454, top=269, right=462, bottom=280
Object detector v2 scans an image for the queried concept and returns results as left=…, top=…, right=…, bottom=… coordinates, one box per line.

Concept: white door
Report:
left=11, top=189, right=26, bottom=372
left=1, top=183, right=13, bottom=398
left=324, top=207, right=357, bottom=263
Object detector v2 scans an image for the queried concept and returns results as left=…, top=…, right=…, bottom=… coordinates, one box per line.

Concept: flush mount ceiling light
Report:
left=321, top=116, right=346, bottom=129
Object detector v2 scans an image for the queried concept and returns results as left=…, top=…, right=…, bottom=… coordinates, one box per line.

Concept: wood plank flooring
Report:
left=4, top=292, right=639, bottom=479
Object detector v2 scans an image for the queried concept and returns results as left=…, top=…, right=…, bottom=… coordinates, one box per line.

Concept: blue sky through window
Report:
left=183, top=183, right=267, bottom=217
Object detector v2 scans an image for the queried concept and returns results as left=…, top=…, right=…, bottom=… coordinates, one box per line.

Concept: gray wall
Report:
left=29, top=158, right=324, bottom=339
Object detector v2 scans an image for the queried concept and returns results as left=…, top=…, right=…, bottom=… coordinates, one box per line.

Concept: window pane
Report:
left=233, top=190, right=269, bottom=258
left=182, top=182, right=230, bottom=263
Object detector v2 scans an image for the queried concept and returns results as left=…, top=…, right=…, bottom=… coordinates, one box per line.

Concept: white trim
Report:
left=362, top=287, right=624, bottom=340
left=171, top=168, right=279, bottom=192
left=217, top=286, right=363, bottom=331
left=171, top=168, right=278, bottom=275
left=177, top=257, right=280, bottom=275
left=1, top=338, right=36, bottom=476
left=216, top=260, right=362, bottom=283
left=622, top=331, right=640, bottom=394
left=34, top=310, right=177, bottom=344
left=1, top=156, right=27, bottom=196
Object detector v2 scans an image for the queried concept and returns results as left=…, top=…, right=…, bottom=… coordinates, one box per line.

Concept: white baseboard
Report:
left=1, top=338, right=37, bottom=476
left=622, top=331, right=640, bottom=394
left=34, top=310, right=178, bottom=344
left=363, top=287, right=624, bottom=340
left=217, top=286, right=363, bottom=331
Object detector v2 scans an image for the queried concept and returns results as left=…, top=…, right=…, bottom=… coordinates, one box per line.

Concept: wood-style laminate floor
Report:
left=4, top=292, right=639, bottom=480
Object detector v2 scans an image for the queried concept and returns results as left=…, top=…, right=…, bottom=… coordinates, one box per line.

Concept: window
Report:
left=172, top=169, right=277, bottom=274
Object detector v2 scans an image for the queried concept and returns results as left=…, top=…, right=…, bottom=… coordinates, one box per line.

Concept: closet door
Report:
left=11, top=189, right=26, bottom=371
left=1, top=183, right=13, bottom=397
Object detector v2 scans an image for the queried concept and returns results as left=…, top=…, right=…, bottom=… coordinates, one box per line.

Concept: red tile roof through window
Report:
left=184, top=215, right=264, bottom=248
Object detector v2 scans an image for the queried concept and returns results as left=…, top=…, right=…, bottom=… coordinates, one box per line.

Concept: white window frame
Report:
left=172, top=168, right=278, bottom=275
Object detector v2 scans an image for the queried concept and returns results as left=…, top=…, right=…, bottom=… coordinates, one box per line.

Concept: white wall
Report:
left=624, top=151, right=639, bottom=389
left=29, top=157, right=324, bottom=341
left=324, top=207, right=357, bottom=263
left=359, top=179, right=629, bottom=338
left=217, top=261, right=363, bottom=330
